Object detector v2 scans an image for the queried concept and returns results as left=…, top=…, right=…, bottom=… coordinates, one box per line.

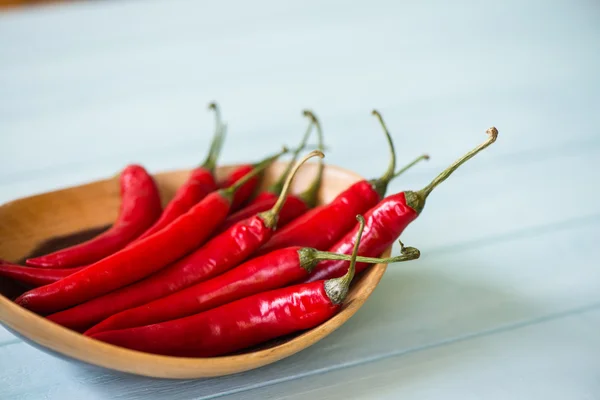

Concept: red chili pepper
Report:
left=25, top=165, right=162, bottom=269
left=0, top=261, right=84, bottom=288
left=218, top=164, right=256, bottom=211
left=133, top=103, right=225, bottom=243
left=305, top=127, right=499, bottom=282
left=218, top=111, right=314, bottom=227
left=15, top=148, right=287, bottom=314
left=249, top=110, right=320, bottom=205
left=221, top=195, right=309, bottom=233
left=85, top=240, right=419, bottom=335
left=90, top=216, right=382, bottom=357
left=47, top=150, right=324, bottom=331
left=218, top=110, right=326, bottom=232
left=258, top=110, right=428, bottom=255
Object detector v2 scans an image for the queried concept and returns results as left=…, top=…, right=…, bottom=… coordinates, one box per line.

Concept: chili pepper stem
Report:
left=324, top=215, right=365, bottom=304
left=259, top=150, right=325, bottom=229
left=297, top=240, right=420, bottom=272
left=406, top=127, right=498, bottom=214
left=392, top=154, right=430, bottom=179
left=222, top=147, right=289, bottom=201
left=298, top=110, right=325, bottom=208
left=368, top=110, right=397, bottom=198
left=268, top=114, right=315, bottom=195
left=202, top=102, right=226, bottom=172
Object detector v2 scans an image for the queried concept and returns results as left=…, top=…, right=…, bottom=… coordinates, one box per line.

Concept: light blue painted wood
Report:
left=1, top=0, right=599, bottom=195
left=228, top=308, right=600, bottom=400
left=0, top=0, right=599, bottom=398
left=1, top=220, right=600, bottom=399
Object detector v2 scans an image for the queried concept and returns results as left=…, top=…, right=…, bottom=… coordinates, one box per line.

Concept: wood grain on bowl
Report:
left=0, top=162, right=390, bottom=378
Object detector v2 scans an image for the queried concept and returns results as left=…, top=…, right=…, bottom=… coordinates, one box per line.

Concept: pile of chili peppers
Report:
left=0, top=103, right=498, bottom=357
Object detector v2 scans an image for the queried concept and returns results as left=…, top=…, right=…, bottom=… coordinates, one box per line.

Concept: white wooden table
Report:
left=1, top=0, right=599, bottom=398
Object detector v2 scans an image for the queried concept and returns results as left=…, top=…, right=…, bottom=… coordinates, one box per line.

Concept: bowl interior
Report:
left=0, top=162, right=389, bottom=378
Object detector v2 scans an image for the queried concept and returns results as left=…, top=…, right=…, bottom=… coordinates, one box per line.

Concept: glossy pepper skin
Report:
left=219, top=164, right=257, bottom=211
left=305, top=126, right=500, bottom=281
left=258, top=179, right=380, bottom=254
left=15, top=147, right=287, bottom=314
left=90, top=214, right=372, bottom=357
left=219, top=110, right=325, bottom=234
left=26, top=165, right=162, bottom=269
left=49, top=215, right=273, bottom=331
left=90, top=282, right=339, bottom=357
left=15, top=191, right=232, bottom=314
left=85, top=247, right=309, bottom=334
left=135, top=169, right=217, bottom=242
left=84, top=242, right=419, bottom=335
left=305, top=192, right=418, bottom=282
left=134, top=102, right=225, bottom=242
left=257, top=110, right=402, bottom=254
left=0, top=261, right=84, bottom=287
left=250, top=191, right=277, bottom=204
left=48, top=150, right=323, bottom=331
left=217, top=194, right=308, bottom=233
left=219, top=109, right=323, bottom=214
left=220, top=191, right=277, bottom=229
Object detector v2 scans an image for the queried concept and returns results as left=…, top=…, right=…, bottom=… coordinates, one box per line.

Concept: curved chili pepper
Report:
left=218, top=165, right=255, bottom=211
left=218, top=111, right=314, bottom=228
left=25, top=165, right=162, bottom=269
left=305, top=127, right=499, bottom=282
left=217, top=195, right=309, bottom=234
left=258, top=110, right=428, bottom=254
left=85, top=242, right=419, bottom=335
left=47, top=151, right=324, bottom=331
left=90, top=216, right=380, bottom=357
left=0, top=261, right=84, bottom=287
left=247, top=111, right=315, bottom=204
left=15, top=148, right=287, bottom=314
left=133, top=103, right=225, bottom=243
left=218, top=110, right=326, bottom=232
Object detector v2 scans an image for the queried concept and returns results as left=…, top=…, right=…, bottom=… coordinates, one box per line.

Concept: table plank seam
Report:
left=425, top=212, right=600, bottom=258
left=195, top=301, right=600, bottom=400
left=0, top=337, right=22, bottom=348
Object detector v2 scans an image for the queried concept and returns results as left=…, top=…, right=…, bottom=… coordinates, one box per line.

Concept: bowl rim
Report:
left=0, top=163, right=389, bottom=379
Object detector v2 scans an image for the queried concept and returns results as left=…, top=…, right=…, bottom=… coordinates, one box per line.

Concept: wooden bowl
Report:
left=0, top=163, right=389, bottom=379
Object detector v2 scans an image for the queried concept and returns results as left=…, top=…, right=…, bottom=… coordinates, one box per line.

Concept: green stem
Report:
left=201, top=102, right=226, bottom=172
left=392, top=154, right=430, bottom=179
left=298, top=110, right=325, bottom=208
left=324, top=215, right=366, bottom=304
left=259, top=150, right=325, bottom=229
left=368, top=110, right=397, bottom=198
left=222, top=147, right=289, bottom=199
left=405, top=127, right=498, bottom=214
left=298, top=239, right=420, bottom=273
left=316, top=241, right=419, bottom=264
left=268, top=114, right=315, bottom=195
